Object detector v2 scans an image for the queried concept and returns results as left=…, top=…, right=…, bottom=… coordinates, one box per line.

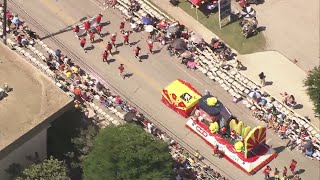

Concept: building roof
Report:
left=0, top=44, right=72, bottom=155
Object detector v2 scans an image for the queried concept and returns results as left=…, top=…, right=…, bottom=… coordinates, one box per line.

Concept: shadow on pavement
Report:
left=273, top=145, right=286, bottom=154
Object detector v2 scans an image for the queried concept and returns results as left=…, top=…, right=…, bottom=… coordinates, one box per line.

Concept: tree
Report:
left=83, top=124, right=174, bottom=180
left=17, top=156, right=69, bottom=180
left=304, top=65, right=320, bottom=116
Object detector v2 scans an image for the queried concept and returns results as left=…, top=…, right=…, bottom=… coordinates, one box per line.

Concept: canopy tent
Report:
left=144, top=25, right=154, bottom=32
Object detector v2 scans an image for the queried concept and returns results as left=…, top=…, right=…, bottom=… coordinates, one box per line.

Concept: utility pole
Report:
left=2, top=0, right=7, bottom=45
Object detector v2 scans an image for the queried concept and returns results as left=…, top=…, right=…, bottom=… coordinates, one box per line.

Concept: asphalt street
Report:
left=7, top=0, right=320, bottom=179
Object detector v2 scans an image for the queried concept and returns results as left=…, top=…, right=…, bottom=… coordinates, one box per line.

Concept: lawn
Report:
left=177, top=1, right=266, bottom=54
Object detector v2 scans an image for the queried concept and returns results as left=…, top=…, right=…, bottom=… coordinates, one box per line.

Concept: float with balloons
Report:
left=162, top=80, right=277, bottom=174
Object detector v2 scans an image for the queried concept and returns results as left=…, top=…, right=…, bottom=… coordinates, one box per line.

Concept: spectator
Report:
left=258, top=72, right=266, bottom=87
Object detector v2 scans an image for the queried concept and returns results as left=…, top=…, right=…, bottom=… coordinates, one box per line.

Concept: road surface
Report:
left=7, top=0, right=320, bottom=179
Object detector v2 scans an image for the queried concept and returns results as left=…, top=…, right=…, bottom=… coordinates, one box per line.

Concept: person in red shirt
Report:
left=263, top=166, right=271, bottom=180
left=80, top=37, right=87, bottom=53
left=96, top=24, right=102, bottom=37
left=96, top=14, right=103, bottom=24
left=146, top=39, right=153, bottom=54
left=122, top=31, right=131, bottom=47
left=282, top=166, right=287, bottom=178
left=118, top=64, right=125, bottom=79
left=274, top=168, right=280, bottom=180
left=102, top=50, right=109, bottom=63
left=89, top=30, right=95, bottom=43
left=289, top=159, right=297, bottom=175
left=110, top=33, right=117, bottom=49
left=73, top=25, right=80, bottom=39
left=106, top=42, right=113, bottom=54
left=133, top=46, right=141, bottom=61
left=119, top=21, right=125, bottom=30
left=84, top=21, right=90, bottom=33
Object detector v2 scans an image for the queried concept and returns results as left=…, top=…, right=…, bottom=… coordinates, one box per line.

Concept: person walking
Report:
left=289, top=159, right=297, bottom=175
left=134, top=46, right=141, bottom=62
left=282, top=166, right=287, bottom=179
left=96, top=14, right=103, bottom=24
left=73, top=25, right=80, bottom=39
left=118, top=64, right=125, bottom=79
left=122, top=31, right=131, bottom=47
left=147, top=39, right=154, bottom=54
left=259, top=72, right=266, bottom=87
left=274, top=168, right=280, bottom=180
left=89, top=30, right=95, bottom=43
left=83, top=20, right=90, bottom=34
left=96, top=24, right=103, bottom=38
left=119, top=21, right=125, bottom=30
left=263, top=165, right=271, bottom=180
left=80, top=37, right=87, bottom=53
left=110, top=33, right=117, bottom=49
left=106, top=41, right=113, bottom=55
left=102, top=50, right=109, bottom=63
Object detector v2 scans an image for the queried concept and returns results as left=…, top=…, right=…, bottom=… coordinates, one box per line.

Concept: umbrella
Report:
left=124, top=112, right=137, bottom=123
left=180, top=51, right=193, bottom=59
left=167, top=25, right=179, bottom=34
left=144, top=25, right=154, bottom=32
left=171, top=38, right=187, bottom=50
left=303, top=140, right=313, bottom=149
left=141, top=16, right=153, bottom=25
left=248, top=91, right=261, bottom=99
left=241, top=6, right=256, bottom=18
left=190, top=0, right=201, bottom=5
left=190, top=34, right=204, bottom=44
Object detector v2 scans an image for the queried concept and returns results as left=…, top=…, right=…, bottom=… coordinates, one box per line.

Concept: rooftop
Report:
left=0, top=43, right=72, bottom=154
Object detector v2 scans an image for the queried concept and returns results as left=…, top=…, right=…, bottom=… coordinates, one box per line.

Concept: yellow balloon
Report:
left=234, top=141, right=243, bottom=153
left=206, top=97, right=218, bottom=106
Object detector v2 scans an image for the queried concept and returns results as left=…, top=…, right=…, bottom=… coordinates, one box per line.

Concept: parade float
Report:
left=161, top=79, right=202, bottom=117
left=162, top=80, right=277, bottom=174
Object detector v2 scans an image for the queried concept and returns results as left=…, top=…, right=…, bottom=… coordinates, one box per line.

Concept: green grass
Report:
left=178, top=1, right=266, bottom=54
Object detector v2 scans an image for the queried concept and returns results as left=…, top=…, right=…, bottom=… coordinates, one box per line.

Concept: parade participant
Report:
left=230, top=130, right=237, bottom=139
left=89, top=30, right=95, bottom=43
left=84, top=20, right=90, bottom=33
left=110, top=33, right=117, bottom=49
left=282, top=166, right=287, bottom=179
left=122, top=31, right=131, bottom=46
left=212, top=144, right=220, bottom=157
left=289, top=159, right=297, bottom=175
left=118, top=64, right=125, bottom=79
left=263, top=165, right=271, bottom=180
left=102, top=50, right=109, bottom=63
left=119, top=21, right=125, bottom=30
left=147, top=39, right=153, bottom=54
left=96, top=14, right=103, bottom=24
left=80, top=37, right=87, bottom=53
left=106, top=41, right=113, bottom=55
left=274, top=168, right=280, bottom=180
left=134, top=46, right=141, bottom=61
left=73, top=25, right=80, bottom=39
left=96, top=24, right=103, bottom=37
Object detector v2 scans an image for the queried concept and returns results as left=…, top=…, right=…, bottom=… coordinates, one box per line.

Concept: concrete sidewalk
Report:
left=149, top=0, right=319, bottom=130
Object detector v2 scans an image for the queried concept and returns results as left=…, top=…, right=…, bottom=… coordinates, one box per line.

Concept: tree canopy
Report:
left=17, top=156, right=69, bottom=180
left=83, top=124, right=174, bottom=180
left=304, top=65, right=320, bottom=116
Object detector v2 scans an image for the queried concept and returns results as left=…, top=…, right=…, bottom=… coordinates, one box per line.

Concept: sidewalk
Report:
left=149, top=0, right=319, bottom=131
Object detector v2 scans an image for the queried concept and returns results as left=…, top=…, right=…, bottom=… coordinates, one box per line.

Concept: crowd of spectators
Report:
left=248, top=89, right=320, bottom=161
